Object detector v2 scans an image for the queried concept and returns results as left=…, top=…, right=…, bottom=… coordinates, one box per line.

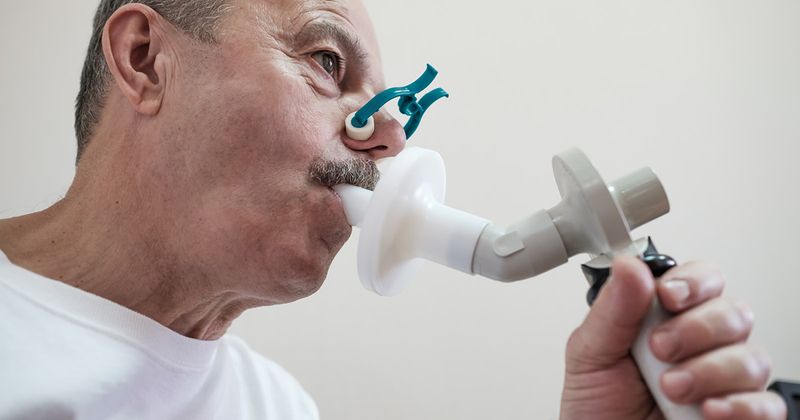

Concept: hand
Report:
left=559, top=256, right=786, bottom=420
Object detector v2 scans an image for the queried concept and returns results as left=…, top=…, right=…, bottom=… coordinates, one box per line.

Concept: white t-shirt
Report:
left=0, top=250, right=319, bottom=420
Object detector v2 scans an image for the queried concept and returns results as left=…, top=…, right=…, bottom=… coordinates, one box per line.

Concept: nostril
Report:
left=372, top=146, right=388, bottom=152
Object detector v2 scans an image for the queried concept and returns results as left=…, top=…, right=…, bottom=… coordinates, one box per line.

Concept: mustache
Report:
left=309, top=157, right=381, bottom=191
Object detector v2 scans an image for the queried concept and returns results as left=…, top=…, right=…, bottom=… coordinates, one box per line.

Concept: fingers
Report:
left=631, top=258, right=779, bottom=419
left=657, top=260, right=725, bottom=312
left=566, top=256, right=655, bottom=371
left=660, top=344, right=771, bottom=404
left=650, top=297, right=754, bottom=362
left=703, top=392, right=787, bottom=420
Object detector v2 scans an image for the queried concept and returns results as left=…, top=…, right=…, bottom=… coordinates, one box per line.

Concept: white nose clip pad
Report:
left=345, top=112, right=375, bottom=141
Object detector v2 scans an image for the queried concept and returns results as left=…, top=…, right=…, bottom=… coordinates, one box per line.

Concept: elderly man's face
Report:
left=150, top=0, right=404, bottom=303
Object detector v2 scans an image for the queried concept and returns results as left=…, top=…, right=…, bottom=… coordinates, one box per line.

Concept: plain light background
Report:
left=2, top=1, right=799, bottom=419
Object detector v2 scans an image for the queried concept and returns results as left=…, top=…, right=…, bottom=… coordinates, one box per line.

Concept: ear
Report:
left=102, top=4, right=171, bottom=116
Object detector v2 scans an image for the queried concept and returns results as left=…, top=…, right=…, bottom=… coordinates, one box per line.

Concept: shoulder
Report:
left=218, top=335, right=320, bottom=420
left=220, top=335, right=304, bottom=386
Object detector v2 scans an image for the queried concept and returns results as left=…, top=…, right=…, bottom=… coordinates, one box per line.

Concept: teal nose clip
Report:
left=348, top=64, right=449, bottom=140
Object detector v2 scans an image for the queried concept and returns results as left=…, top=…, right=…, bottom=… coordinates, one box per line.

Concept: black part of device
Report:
left=770, top=380, right=800, bottom=420
left=582, top=238, right=678, bottom=306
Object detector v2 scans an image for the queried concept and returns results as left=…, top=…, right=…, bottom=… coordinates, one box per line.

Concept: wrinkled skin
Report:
left=0, top=0, right=405, bottom=339
left=0, top=1, right=786, bottom=418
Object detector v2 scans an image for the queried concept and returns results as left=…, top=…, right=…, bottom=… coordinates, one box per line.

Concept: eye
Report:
left=311, top=51, right=342, bottom=80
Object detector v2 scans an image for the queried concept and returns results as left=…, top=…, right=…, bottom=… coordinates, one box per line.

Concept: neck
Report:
left=0, top=153, right=255, bottom=340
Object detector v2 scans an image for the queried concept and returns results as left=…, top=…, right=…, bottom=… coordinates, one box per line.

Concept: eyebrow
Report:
left=293, top=20, right=370, bottom=74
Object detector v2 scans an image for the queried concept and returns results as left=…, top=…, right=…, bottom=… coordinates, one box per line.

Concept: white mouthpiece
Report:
left=333, top=184, right=372, bottom=226
left=334, top=147, right=489, bottom=296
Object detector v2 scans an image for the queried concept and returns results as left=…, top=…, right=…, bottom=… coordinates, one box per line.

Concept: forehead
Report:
left=289, top=0, right=351, bottom=16
left=256, top=0, right=375, bottom=42
left=231, top=0, right=380, bottom=62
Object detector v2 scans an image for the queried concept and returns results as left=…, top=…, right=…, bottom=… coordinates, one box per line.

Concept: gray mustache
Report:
left=309, top=157, right=380, bottom=191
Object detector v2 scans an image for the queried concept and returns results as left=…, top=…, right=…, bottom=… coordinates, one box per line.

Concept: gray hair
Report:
left=74, top=0, right=231, bottom=163
left=309, top=157, right=381, bottom=191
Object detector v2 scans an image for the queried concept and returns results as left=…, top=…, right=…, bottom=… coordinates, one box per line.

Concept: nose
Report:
left=342, top=110, right=406, bottom=160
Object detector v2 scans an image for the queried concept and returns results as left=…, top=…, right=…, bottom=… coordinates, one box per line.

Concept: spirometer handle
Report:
left=632, top=253, right=703, bottom=420
left=583, top=243, right=703, bottom=420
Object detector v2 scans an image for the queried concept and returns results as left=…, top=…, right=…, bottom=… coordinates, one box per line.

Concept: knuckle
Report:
left=741, top=401, right=769, bottom=419
left=698, top=268, right=725, bottom=296
left=717, top=300, right=754, bottom=339
left=705, top=356, right=730, bottom=379
left=712, top=267, right=726, bottom=288
left=769, top=393, right=790, bottom=419
left=734, top=301, right=755, bottom=332
left=742, top=347, right=772, bottom=385
left=670, top=260, right=726, bottom=296
left=735, top=394, right=786, bottom=420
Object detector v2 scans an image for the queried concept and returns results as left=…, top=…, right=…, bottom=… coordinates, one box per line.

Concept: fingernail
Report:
left=662, top=370, right=693, bottom=398
left=704, top=398, right=733, bottom=419
left=663, top=279, right=690, bottom=306
left=651, top=329, right=679, bottom=360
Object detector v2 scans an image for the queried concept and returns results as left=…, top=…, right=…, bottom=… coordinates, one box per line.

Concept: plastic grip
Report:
left=629, top=253, right=702, bottom=419
left=632, top=299, right=703, bottom=419
left=582, top=241, right=703, bottom=419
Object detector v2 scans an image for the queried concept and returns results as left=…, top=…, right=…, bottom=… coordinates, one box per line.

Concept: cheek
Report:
left=202, top=189, right=351, bottom=297
left=174, top=58, right=346, bottom=181
left=166, top=61, right=352, bottom=292
left=236, top=101, right=334, bottom=177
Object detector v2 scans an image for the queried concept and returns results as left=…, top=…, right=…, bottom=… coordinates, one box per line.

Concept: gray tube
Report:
left=472, top=210, right=569, bottom=282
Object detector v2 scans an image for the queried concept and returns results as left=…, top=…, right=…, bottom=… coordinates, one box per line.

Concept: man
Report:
left=0, top=0, right=786, bottom=419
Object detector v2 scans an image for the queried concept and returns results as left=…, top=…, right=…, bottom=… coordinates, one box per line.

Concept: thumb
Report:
left=567, top=256, right=656, bottom=370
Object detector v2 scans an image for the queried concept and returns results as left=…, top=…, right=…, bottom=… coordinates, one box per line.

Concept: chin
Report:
left=244, top=187, right=353, bottom=303
left=265, top=237, right=339, bottom=302
left=272, top=267, right=329, bottom=304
